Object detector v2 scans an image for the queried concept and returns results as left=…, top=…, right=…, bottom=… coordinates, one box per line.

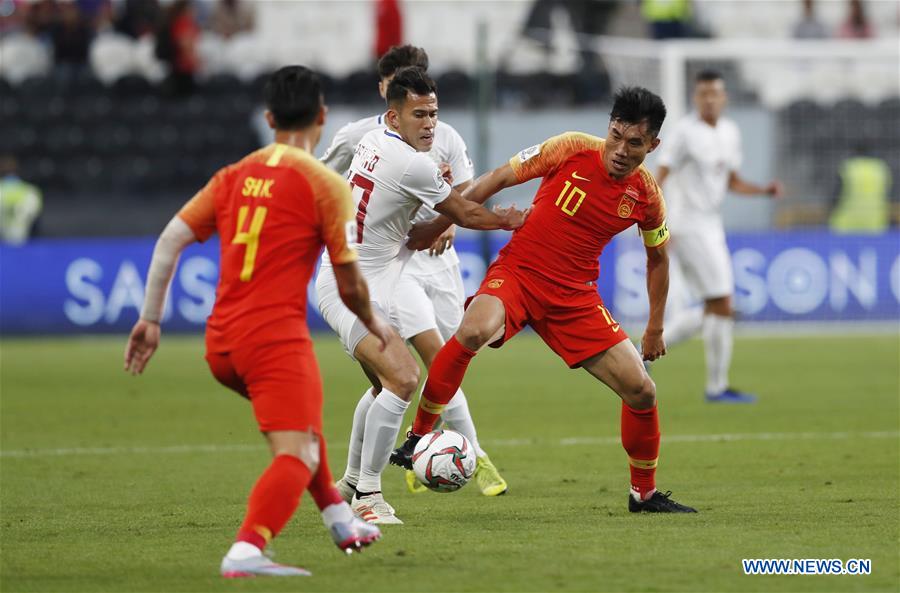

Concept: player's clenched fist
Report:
left=640, top=328, right=666, bottom=362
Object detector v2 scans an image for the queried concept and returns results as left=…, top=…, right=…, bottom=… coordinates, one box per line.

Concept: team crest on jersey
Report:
left=517, top=144, right=541, bottom=162
left=617, top=195, right=637, bottom=218
left=487, top=278, right=504, bottom=289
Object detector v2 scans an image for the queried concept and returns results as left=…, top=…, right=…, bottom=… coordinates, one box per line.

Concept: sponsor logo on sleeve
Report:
left=487, top=278, right=504, bottom=289
left=517, top=144, right=541, bottom=162
left=344, top=220, right=358, bottom=248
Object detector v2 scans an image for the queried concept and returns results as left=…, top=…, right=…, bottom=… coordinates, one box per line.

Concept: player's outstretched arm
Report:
left=432, top=191, right=527, bottom=233
left=641, top=242, right=670, bottom=362
left=728, top=171, right=784, bottom=198
left=407, top=164, right=522, bottom=250
left=333, top=261, right=392, bottom=351
left=124, top=216, right=197, bottom=375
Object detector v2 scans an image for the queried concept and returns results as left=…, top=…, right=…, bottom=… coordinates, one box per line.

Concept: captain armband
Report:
left=641, top=220, right=669, bottom=247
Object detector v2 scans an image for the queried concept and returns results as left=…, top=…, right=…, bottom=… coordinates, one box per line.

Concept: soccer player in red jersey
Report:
left=124, top=66, right=393, bottom=578
left=392, top=87, right=697, bottom=513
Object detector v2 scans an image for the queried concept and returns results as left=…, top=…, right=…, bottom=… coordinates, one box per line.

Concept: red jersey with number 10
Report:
left=502, top=132, right=668, bottom=288
left=178, top=143, right=358, bottom=353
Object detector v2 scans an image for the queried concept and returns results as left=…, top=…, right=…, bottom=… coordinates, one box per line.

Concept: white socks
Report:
left=665, top=306, right=704, bottom=347
left=441, top=388, right=486, bottom=457
left=702, top=313, right=734, bottom=395
left=320, top=502, right=354, bottom=528
left=342, top=388, right=376, bottom=486
left=357, top=389, right=409, bottom=493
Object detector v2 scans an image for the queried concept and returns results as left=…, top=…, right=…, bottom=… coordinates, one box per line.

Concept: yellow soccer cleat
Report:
left=475, top=454, right=508, bottom=496
left=405, top=469, right=428, bottom=494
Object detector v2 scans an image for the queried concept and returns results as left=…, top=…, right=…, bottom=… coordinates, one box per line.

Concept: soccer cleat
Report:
left=335, top=477, right=356, bottom=504
left=220, top=554, right=311, bottom=578
left=404, top=469, right=428, bottom=494
left=628, top=490, right=697, bottom=513
left=474, top=454, right=508, bottom=496
left=706, top=388, right=757, bottom=403
left=351, top=492, right=403, bottom=525
left=330, top=516, right=382, bottom=553
left=389, top=431, right=421, bottom=470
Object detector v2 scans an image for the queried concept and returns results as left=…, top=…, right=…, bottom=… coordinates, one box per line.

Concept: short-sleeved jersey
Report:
left=501, top=132, right=668, bottom=289
left=321, top=127, right=452, bottom=271
left=321, top=113, right=474, bottom=275
left=656, top=112, right=741, bottom=229
left=178, top=143, right=357, bottom=352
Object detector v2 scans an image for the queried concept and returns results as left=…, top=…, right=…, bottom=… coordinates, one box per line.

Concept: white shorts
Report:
left=391, top=264, right=465, bottom=342
left=315, top=265, right=394, bottom=359
left=669, top=229, right=733, bottom=300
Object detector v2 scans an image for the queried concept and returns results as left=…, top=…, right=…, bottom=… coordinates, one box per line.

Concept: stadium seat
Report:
left=341, top=70, right=380, bottom=106
left=112, top=74, right=155, bottom=98
left=436, top=70, right=473, bottom=107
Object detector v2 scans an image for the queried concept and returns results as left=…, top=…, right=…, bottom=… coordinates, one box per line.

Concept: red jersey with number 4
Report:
left=178, top=143, right=358, bottom=353
left=502, top=132, right=669, bottom=288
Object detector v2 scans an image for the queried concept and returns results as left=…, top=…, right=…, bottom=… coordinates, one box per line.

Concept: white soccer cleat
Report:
left=220, top=554, right=311, bottom=578
left=351, top=492, right=403, bottom=525
left=335, top=478, right=356, bottom=504
left=330, top=515, right=382, bottom=553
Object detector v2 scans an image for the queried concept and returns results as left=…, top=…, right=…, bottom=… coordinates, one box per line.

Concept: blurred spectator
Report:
left=0, top=0, right=28, bottom=34
left=374, top=0, right=402, bottom=60
left=76, top=0, right=112, bottom=31
left=209, top=0, right=253, bottom=39
left=521, top=0, right=618, bottom=71
left=837, top=0, right=875, bottom=39
left=24, top=0, right=58, bottom=43
left=51, top=1, right=93, bottom=69
left=829, top=149, right=892, bottom=233
left=158, top=0, right=200, bottom=96
left=0, top=156, right=43, bottom=246
left=114, top=0, right=160, bottom=39
left=642, top=0, right=691, bottom=39
left=792, top=0, right=829, bottom=39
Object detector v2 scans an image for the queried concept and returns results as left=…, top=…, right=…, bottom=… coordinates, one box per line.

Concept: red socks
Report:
left=413, top=336, right=477, bottom=435
left=236, top=454, right=311, bottom=550
left=307, top=437, right=344, bottom=510
left=621, top=402, right=659, bottom=500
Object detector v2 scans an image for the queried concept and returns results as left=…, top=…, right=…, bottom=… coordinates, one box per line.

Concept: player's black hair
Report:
left=263, top=65, right=323, bottom=130
left=386, top=67, right=438, bottom=107
left=609, top=86, right=667, bottom=138
left=377, top=45, right=429, bottom=78
left=695, top=69, right=724, bottom=84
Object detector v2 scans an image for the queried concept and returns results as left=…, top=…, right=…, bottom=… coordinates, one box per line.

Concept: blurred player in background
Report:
left=393, top=87, right=697, bottom=514
left=656, top=70, right=782, bottom=404
left=124, top=66, right=387, bottom=578
left=315, top=66, right=527, bottom=524
left=321, top=45, right=508, bottom=499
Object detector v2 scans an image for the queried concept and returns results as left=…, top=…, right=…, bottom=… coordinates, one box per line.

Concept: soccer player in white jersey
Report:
left=315, top=66, right=526, bottom=524
left=656, top=70, right=782, bottom=403
left=321, top=46, right=508, bottom=498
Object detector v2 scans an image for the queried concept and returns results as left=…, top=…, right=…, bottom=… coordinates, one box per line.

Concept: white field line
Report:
left=1, top=431, right=897, bottom=459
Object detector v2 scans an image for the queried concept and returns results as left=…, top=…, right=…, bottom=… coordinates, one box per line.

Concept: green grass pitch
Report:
left=1, top=333, right=898, bottom=592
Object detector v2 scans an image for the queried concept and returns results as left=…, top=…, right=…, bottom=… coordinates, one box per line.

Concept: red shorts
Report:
left=473, top=262, right=629, bottom=368
left=205, top=340, right=323, bottom=433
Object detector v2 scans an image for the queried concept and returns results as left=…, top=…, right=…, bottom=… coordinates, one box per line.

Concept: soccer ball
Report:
left=411, top=429, right=476, bottom=493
